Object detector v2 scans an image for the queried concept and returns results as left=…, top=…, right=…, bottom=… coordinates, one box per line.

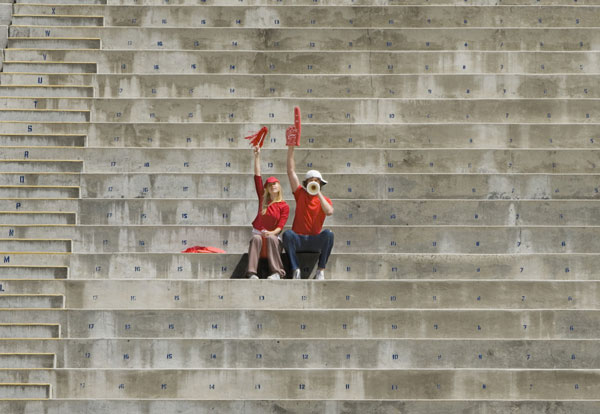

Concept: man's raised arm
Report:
left=287, top=146, right=300, bottom=190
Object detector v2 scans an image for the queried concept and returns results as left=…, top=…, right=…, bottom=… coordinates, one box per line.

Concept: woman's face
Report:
left=266, top=181, right=280, bottom=198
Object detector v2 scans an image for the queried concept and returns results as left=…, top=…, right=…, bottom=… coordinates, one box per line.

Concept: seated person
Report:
left=246, top=146, right=289, bottom=280
left=282, top=145, right=334, bottom=280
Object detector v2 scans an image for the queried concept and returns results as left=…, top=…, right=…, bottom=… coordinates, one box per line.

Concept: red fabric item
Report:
left=181, top=246, right=226, bottom=253
left=259, top=236, right=268, bottom=259
left=251, top=175, right=289, bottom=231
left=285, top=106, right=301, bottom=146
left=244, top=126, right=268, bottom=148
left=291, top=185, right=332, bottom=236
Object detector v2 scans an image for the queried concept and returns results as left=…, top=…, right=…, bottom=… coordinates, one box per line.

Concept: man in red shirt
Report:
left=282, top=145, right=334, bottom=280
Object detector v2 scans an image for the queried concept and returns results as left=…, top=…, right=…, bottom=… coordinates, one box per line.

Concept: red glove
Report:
left=286, top=106, right=301, bottom=146
left=244, top=126, right=268, bottom=148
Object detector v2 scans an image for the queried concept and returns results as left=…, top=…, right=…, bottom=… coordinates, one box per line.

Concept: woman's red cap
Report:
left=264, top=176, right=280, bottom=186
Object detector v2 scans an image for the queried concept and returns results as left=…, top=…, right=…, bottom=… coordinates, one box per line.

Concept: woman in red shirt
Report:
left=247, top=146, right=290, bottom=279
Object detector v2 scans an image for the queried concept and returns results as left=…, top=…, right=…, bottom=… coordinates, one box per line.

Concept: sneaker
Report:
left=249, top=274, right=259, bottom=280
left=267, top=273, right=281, bottom=280
left=292, top=268, right=301, bottom=280
left=314, top=270, right=325, bottom=280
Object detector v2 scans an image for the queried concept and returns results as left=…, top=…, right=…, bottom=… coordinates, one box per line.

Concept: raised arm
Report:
left=253, top=146, right=261, bottom=176
left=287, top=146, right=300, bottom=190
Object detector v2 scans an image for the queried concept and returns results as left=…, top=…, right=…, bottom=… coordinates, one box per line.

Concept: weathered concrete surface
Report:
left=1, top=279, right=599, bottom=309
left=2, top=338, right=600, bottom=369
left=2, top=73, right=600, bottom=100
left=3, top=224, right=600, bottom=254
left=4, top=49, right=598, bottom=74
left=74, top=199, right=600, bottom=226
left=2, top=120, right=600, bottom=149
left=4, top=252, right=600, bottom=281
left=2, top=147, right=600, bottom=174
left=4, top=0, right=600, bottom=408
left=3, top=96, right=600, bottom=125
left=1, top=309, right=599, bottom=339
left=1, top=368, right=600, bottom=399
left=10, top=26, right=600, bottom=51
left=2, top=400, right=600, bottom=414
left=13, top=5, right=600, bottom=28
left=10, top=172, right=593, bottom=200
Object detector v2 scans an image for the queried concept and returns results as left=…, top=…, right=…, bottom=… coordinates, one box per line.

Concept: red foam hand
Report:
left=286, top=125, right=299, bottom=146
left=244, top=126, right=268, bottom=148
left=286, top=106, right=301, bottom=146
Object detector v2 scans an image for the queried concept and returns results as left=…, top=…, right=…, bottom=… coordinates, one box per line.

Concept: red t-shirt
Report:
left=251, top=175, right=289, bottom=231
left=292, top=185, right=332, bottom=235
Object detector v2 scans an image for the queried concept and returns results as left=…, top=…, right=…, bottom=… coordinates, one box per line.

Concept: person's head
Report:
left=262, top=177, right=283, bottom=214
left=302, top=170, right=327, bottom=191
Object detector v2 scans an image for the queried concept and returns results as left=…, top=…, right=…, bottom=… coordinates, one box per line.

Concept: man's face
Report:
left=307, top=177, right=320, bottom=184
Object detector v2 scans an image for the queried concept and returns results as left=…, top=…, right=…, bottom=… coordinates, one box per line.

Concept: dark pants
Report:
left=282, top=229, right=334, bottom=270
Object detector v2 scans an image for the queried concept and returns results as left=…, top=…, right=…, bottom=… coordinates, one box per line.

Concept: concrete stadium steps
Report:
left=3, top=337, right=600, bottom=369
left=0, top=173, right=79, bottom=187
left=0, top=109, right=89, bottom=122
left=3, top=147, right=600, bottom=174
left=9, top=26, right=600, bottom=51
left=11, top=5, right=600, bottom=28
left=97, top=0, right=600, bottom=4
left=0, top=265, right=68, bottom=280
left=16, top=0, right=106, bottom=4
left=2, top=61, right=97, bottom=74
left=1, top=280, right=599, bottom=310
left=5, top=73, right=600, bottom=100
left=9, top=251, right=600, bottom=280
left=0, top=97, right=94, bottom=109
left=0, top=186, right=80, bottom=199
left=5, top=49, right=600, bottom=74
left=98, top=0, right=600, bottom=5
left=6, top=252, right=599, bottom=281
left=0, top=199, right=77, bottom=212
left=0, top=238, right=71, bottom=253
left=0, top=368, right=598, bottom=399
left=1, top=0, right=598, bottom=408
left=0, top=383, right=50, bottom=399
left=2, top=308, right=600, bottom=339
left=77, top=172, right=600, bottom=200
left=0, top=294, right=65, bottom=309
left=0, top=211, right=76, bottom=225
left=0, top=85, right=94, bottom=98
left=7, top=37, right=101, bottom=50
left=0, top=160, right=82, bottom=173
left=78, top=199, right=600, bottom=227
left=0, top=353, right=55, bottom=368
left=2, top=401, right=600, bottom=414
left=0, top=97, right=598, bottom=124
left=0, top=3, right=10, bottom=25
left=12, top=15, right=104, bottom=27
left=3, top=121, right=600, bottom=149
left=0, top=323, right=59, bottom=339
left=7, top=224, right=600, bottom=254
left=0, top=134, right=86, bottom=147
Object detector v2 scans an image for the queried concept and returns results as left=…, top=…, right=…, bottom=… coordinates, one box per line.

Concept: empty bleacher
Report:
left=1, top=0, right=600, bottom=412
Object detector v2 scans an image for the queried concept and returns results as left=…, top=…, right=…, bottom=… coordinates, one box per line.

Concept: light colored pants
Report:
left=247, top=233, right=286, bottom=278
